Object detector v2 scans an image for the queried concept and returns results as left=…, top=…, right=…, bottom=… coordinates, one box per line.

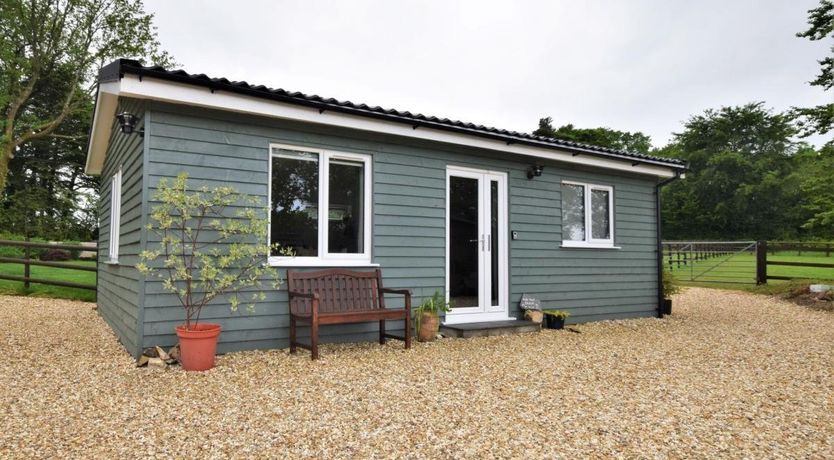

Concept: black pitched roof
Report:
left=100, top=59, right=686, bottom=170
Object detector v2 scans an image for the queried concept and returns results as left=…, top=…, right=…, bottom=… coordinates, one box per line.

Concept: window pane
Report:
left=270, top=150, right=319, bottom=256
left=561, top=184, right=585, bottom=241
left=591, top=189, right=611, bottom=240
left=328, top=159, right=364, bottom=254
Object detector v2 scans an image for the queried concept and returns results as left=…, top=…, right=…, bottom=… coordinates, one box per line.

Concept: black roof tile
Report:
left=102, top=59, right=686, bottom=170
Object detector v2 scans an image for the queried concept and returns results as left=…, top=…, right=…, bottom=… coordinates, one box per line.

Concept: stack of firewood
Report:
left=136, top=345, right=180, bottom=368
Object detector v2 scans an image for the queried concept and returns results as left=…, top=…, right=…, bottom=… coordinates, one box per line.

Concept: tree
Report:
left=661, top=103, right=806, bottom=240
left=795, top=0, right=834, bottom=138
left=137, top=173, right=285, bottom=328
left=0, top=0, right=174, bottom=191
left=0, top=69, right=97, bottom=240
left=533, top=117, right=653, bottom=153
left=793, top=143, right=834, bottom=235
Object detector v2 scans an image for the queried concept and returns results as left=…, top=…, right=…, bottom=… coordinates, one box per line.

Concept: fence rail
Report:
left=0, top=239, right=97, bottom=292
left=757, top=241, right=834, bottom=284
left=664, top=240, right=834, bottom=284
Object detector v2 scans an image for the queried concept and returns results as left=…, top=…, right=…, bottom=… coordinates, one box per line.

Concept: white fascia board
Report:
left=85, top=82, right=120, bottom=175
left=86, top=74, right=678, bottom=177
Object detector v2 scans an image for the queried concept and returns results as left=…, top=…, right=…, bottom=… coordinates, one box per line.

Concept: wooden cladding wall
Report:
left=135, top=101, right=659, bottom=353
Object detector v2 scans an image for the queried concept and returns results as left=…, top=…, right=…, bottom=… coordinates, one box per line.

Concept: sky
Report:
left=143, top=0, right=832, bottom=148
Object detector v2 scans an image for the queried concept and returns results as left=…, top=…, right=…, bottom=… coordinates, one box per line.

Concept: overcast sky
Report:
left=144, top=0, right=831, bottom=148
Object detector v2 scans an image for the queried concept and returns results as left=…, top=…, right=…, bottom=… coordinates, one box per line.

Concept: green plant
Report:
left=414, top=290, right=452, bottom=330
left=0, top=232, right=47, bottom=259
left=542, top=309, right=570, bottom=320
left=662, top=269, right=682, bottom=298
left=137, top=173, right=288, bottom=329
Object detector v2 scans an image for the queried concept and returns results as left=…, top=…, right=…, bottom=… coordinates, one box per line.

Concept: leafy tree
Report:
left=661, top=103, right=806, bottom=240
left=795, top=0, right=834, bottom=138
left=0, top=69, right=96, bottom=240
left=793, top=143, right=834, bottom=235
left=0, top=0, right=174, bottom=192
left=137, top=173, right=286, bottom=328
left=533, top=117, right=653, bottom=153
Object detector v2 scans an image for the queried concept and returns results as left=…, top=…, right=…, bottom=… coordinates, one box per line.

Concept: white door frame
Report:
left=444, top=165, right=511, bottom=324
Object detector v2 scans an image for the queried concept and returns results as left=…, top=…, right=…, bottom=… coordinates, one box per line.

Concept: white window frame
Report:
left=560, top=181, right=617, bottom=249
left=268, top=143, right=374, bottom=267
left=108, top=166, right=122, bottom=262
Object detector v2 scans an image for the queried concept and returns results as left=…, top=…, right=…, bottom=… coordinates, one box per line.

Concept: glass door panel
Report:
left=449, top=175, right=481, bottom=309
left=490, top=179, right=500, bottom=307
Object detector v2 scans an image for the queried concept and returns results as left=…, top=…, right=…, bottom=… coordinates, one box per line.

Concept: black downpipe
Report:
left=656, top=171, right=683, bottom=318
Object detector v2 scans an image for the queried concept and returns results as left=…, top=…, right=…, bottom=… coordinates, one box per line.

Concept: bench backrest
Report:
left=287, top=268, right=385, bottom=315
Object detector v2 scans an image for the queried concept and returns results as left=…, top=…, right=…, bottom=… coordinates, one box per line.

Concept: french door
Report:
left=445, top=166, right=509, bottom=324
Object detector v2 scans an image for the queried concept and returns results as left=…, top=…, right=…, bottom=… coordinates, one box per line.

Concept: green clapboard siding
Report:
left=97, top=98, right=146, bottom=357
left=131, top=100, right=660, bottom=353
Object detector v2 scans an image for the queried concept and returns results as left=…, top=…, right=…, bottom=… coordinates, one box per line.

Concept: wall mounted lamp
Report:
left=527, top=164, right=544, bottom=179
left=116, top=112, right=139, bottom=134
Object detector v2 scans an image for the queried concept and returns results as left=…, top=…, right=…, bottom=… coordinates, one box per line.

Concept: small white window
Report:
left=108, top=167, right=122, bottom=262
left=561, top=181, right=615, bottom=248
left=268, top=144, right=373, bottom=266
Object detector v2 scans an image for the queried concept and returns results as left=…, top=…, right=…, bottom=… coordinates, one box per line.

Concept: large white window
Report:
left=561, top=181, right=615, bottom=248
left=108, top=167, right=122, bottom=262
left=268, top=143, right=372, bottom=266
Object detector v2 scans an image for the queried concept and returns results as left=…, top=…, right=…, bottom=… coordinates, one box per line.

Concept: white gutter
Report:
left=85, top=74, right=679, bottom=177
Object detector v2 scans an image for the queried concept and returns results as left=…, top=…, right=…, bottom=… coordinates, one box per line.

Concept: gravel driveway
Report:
left=1, top=288, right=832, bottom=459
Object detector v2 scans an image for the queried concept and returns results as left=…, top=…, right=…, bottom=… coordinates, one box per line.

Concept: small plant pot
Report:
left=661, top=298, right=672, bottom=315
left=524, top=310, right=544, bottom=324
left=543, top=315, right=565, bottom=330
left=176, top=323, right=222, bottom=371
left=417, top=312, right=440, bottom=342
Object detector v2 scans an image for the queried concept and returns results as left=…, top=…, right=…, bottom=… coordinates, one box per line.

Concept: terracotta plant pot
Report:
left=175, top=323, right=222, bottom=371
left=524, top=310, right=544, bottom=324
left=417, top=312, right=440, bottom=342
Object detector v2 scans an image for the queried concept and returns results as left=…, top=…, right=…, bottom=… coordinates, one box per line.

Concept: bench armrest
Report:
left=288, top=290, right=319, bottom=316
left=380, top=288, right=412, bottom=296
left=380, top=288, right=412, bottom=312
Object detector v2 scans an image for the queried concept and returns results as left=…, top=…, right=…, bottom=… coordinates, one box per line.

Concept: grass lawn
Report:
left=0, top=260, right=96, bottom=302
left=667, top=250, right=834, bottom=284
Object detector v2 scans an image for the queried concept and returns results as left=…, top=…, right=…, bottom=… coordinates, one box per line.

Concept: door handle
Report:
left=468, top=236, right=486, bottom=251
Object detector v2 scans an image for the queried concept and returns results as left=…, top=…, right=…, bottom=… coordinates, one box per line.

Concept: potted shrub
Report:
left=137, top=173, right=283, bottom=371
left=414, top=290, right=452, bottom=342
left=542, top=309, right=570, bottom=329
left=661, top=269, right=681, bottom=315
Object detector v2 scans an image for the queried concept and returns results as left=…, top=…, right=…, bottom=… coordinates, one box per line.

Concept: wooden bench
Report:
left=287, top=268, right=412, bottom=360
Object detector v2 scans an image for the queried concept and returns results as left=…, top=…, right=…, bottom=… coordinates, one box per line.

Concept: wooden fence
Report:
left=756, top=241, right=834, bottom=284
left=0, top=239, right=97, bottom=292
left=663, top=241, right=834, bottom=284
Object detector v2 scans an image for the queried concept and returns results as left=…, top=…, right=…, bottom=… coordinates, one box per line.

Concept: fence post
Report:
left=756, top=240, right=767, bottom=285
left=23, top=237, right=31, bottom=290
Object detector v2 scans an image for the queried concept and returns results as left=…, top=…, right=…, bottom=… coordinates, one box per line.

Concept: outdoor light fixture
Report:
left=527, top=164, right=544, bottom=179
left=116, top=112, right=138, bottom=134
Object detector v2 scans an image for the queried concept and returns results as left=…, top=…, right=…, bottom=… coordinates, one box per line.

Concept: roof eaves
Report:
left=110, top=60, right=686, bottom=170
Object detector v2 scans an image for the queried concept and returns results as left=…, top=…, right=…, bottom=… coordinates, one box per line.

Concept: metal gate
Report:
left=662, top=241, right=758, bottom=284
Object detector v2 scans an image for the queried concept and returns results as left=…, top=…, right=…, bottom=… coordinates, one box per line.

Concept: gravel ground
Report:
left=1, top=288, right=833, bottom=459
